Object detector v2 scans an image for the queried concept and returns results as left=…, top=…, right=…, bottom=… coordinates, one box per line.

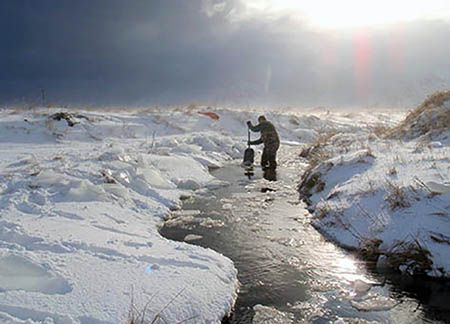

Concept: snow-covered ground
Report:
left=300, top=94, right=450, bottom=278
left=0, top=105, right=413, bottom=323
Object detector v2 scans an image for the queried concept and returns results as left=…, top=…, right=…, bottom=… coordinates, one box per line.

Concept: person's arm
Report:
left=247, top=121, right=263, bottom=132
left=249, top=138, right=263, bottom=145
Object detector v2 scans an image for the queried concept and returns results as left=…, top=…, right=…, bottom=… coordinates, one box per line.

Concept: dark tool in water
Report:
left=243, top=128, right=254, bottom=167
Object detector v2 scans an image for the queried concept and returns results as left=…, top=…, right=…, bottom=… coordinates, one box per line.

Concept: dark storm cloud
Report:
left=1, top=0, right=449, bottom=107
left=0, top=1, right=217, bottom=103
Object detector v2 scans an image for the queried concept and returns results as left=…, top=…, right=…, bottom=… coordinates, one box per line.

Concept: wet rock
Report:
left=49, top=112, right=81, bottom=127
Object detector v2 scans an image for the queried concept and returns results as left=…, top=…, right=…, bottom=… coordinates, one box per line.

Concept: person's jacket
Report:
left=248, top=120, right=280, bottom=147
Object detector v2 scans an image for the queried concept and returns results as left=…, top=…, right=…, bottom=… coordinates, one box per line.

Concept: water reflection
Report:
left=161, top=164, right=450, bottom=323
left=244, top=166, right=254, bottom=179
left=244, top=166, right=277, bottom=182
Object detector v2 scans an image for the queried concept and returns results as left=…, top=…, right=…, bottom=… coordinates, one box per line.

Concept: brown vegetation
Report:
left=386, top=89, right=450, bottom=139
left=384, top=180, right=411, bottom=210
left=385, top=240, right=433, bottom=275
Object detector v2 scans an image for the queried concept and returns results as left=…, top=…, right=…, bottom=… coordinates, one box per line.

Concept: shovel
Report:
left=243, top=127, right=254, bottom=167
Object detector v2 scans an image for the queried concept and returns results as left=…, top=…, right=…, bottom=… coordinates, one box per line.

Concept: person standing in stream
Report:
left=247, top=115, right=280, bottom=169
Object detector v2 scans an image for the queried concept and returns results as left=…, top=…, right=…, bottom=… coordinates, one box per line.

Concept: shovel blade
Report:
left=243, top=147, right=254, bottom=166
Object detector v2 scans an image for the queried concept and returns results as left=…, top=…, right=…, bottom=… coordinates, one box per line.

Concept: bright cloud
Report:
left=240, top=0, right=450, bottom=28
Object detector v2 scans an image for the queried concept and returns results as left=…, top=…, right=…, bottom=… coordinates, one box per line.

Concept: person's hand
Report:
left=246, top=121, right=252, bottom=127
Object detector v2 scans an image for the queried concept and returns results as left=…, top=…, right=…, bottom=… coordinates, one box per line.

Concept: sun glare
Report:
left=245, top=0, right=450, bottom=28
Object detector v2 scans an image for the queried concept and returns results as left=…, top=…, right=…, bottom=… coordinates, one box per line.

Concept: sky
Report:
left=1, top=0, right=450, bottom=108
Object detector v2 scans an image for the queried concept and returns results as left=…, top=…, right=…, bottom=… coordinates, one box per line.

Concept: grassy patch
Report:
left=386, top=89, right=450, bottom=139
left=315, top=201, right=331, bottom=219
left=385, top=240, right=433, bottom=275
left=384, top=180, right=411, bottom=210
left=126, top=288, right=198, bottom=324
left=298, top=170, right=327, bottom=203
left=359, top=238, right=383, bottom=262
left=299, top=131, right=336, bottom=167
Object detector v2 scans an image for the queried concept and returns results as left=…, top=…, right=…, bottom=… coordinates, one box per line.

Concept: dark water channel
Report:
left=160, top=163, right=450, bottom=323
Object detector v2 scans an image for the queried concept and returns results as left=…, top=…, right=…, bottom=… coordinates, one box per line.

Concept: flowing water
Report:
left=160, top=149, right=450, bottom=323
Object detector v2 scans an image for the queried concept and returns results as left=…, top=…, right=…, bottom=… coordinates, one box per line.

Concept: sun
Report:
left=244, top=0, right=450, bottom=28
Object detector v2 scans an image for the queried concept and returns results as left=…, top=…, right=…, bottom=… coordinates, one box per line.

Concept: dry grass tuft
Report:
left=372, top=125, right=391, bottom=138
left=386, top=240, right=433, bottom=275
left=298, top=169, right=329, bottom=204
left=384, top=180, right=411, bottom=210
left=126, top=288, right=198, bottom=324
left=315, top=201, right=331, bottom=219
left=298, top=131, right=337, bottom=203
left=299, top=131, right=336, bottom=166
left=359, top=238, right=383, bottom=262
left=387, top=167, right=397, bottom=176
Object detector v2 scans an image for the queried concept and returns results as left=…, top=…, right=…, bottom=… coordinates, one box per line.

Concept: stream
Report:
left=160, top=149, right=450, bottom=323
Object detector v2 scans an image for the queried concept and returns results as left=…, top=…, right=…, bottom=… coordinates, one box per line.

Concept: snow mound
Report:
left=299, top=129, right=450, bottom=278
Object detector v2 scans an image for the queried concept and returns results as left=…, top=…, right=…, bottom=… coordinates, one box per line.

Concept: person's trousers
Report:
left=261, top=142, right=279, bottom=169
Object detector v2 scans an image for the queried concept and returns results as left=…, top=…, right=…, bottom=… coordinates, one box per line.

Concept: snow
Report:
left=0, top=254, right=72, bottom=294
left=0, top=104, right=438, bottom=323
left=350, top=294, right=399, bottom=312
left=0, top=106, right=369, bottom=323
left=445, top=99, right=450, bottom=108
left=0, top=108, right=249, bottom=323
left=184, top=234, right=203, bottom=242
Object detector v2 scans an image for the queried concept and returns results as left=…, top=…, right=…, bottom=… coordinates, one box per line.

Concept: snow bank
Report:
left=0, top=110, right=242, bottom=323
left=299, top=119, right=450, bottom=278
